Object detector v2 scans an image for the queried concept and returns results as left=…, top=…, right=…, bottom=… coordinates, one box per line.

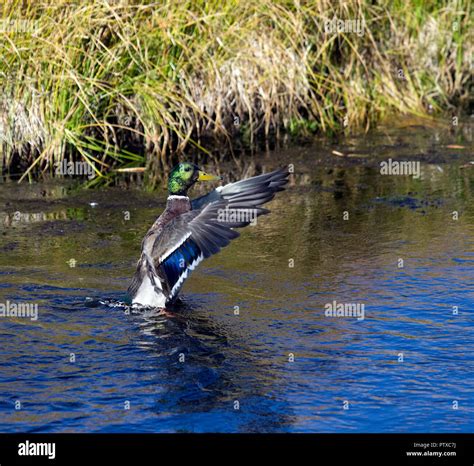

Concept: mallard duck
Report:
left=128, top=163, right=289, bottom=307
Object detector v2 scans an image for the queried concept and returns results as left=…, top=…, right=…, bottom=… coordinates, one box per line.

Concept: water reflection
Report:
left=0, top=118, right=472, bottom=432
left=128, top=303, right=295, bottom=432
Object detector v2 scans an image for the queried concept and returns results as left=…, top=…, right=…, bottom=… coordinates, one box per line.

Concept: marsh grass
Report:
left=0, top=0, right=471, bottom=184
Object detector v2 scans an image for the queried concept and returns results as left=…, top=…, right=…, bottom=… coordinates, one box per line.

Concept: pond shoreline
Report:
left=1, top=115, right=472, bottom=189
left=1, top=1, right=470, bottom=182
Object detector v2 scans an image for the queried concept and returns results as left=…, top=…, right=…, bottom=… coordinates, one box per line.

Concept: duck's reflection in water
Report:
left=129, top=302, right=295, bottom=432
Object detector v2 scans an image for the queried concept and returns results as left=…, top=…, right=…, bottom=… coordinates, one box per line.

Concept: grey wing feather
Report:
left=133, top=167, right=289, bottom=302
left=191, top=167, right=289, bottom=210
left=151, top=201, right=242, bottom=264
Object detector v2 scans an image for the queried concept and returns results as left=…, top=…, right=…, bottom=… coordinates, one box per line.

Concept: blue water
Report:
left=0, top=124, right=473, bottom=433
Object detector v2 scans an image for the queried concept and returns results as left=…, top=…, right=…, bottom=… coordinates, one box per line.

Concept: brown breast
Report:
left=143, top=196, right=192, bottom=247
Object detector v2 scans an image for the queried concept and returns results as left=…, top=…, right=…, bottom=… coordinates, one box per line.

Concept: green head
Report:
left=167, top=162, right=221, bottom=196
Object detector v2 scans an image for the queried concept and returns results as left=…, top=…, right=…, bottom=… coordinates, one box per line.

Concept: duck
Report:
left=127, top=162, right=289, bottom=308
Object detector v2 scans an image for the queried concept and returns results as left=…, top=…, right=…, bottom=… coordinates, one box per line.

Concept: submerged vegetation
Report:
left=0, top=0, right=471, bottom=184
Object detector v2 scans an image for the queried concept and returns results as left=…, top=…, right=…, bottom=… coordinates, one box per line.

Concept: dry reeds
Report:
left=0, top=0, right=471, bottom=183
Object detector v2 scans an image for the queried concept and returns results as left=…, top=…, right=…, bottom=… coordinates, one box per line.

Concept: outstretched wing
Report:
left=191, top=167, right=289, bottom=211
left=151, top=201, right=247, bottom=301
left=151, top=167, right=289, bottom=302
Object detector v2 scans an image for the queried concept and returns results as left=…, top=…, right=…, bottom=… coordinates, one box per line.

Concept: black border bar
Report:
left=0, top=433, right=472, bottom=464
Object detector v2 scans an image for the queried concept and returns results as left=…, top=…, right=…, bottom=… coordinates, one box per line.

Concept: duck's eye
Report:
left=185, top=167, right=191, bottom=172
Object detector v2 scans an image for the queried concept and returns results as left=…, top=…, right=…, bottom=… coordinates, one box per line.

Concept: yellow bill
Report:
left=197, top=170, right=221, bottom=181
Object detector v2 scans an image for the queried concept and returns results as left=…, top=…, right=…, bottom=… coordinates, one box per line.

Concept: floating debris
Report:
left=115, top=167, right=146, bottom=173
